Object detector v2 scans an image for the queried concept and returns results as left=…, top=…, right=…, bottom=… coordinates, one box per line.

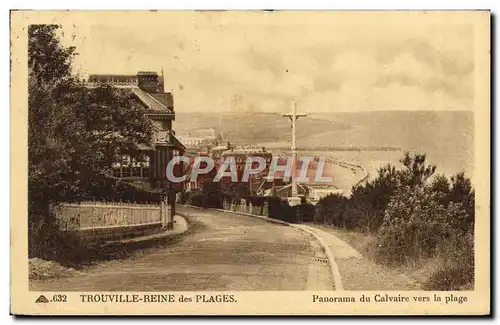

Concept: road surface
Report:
left=30, top=206, right=333, bottom=291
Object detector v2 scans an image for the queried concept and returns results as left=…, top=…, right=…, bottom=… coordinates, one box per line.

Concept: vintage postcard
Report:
left=10, top=10, right=490, bottom=315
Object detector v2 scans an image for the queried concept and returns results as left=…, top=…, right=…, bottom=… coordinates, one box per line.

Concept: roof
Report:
left=137, top=71, right=158, bottom=76
left=222, top=150, right=271, bottom=156
left=136, top=143, right=155, bottom=151
left=170, top=133, right=186, bottom=150
left=149, top=93, right=174, bottom=109
left=88, top=74, right=136, bottom=78
left=131, top=87, right=174, bottom=113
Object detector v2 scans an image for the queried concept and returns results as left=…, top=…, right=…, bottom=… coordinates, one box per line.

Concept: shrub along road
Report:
left=30, top=206, right=333, bottom=291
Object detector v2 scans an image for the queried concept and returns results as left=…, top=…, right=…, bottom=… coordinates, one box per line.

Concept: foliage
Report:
left=447, top=172, right=475, bottom=232
left=85, top=177, right=165, bottom=203
left=268, top=198, right=298, bottom=223
left=202, top=182, right=224, bottom=208
left=399, top=153, right=437, bottom=187
left=296, top=203, right=316, bottom=222
left=247, top=195, right=267, bottom=207
left=220, top=181, right=250, bottom=201
left=28, top=25, right=154, bottom=258
left=347, top=152, right=437, bottom=232
left=264, top=197, right=315, bottom=223
left=186, top=183, right=224, bottom=209
left=375, top=185, right=469, bottom=264
left=314, top=152, right=475, bottom=289
left=423, top=231, right=474, bottom=290
left=178, top=190, right=193, bottom=205
left=188, top=191, right=206, bottom=208
left=28, top=25, right=76, bottom=87
left=315, top=193, right=349, bottom=226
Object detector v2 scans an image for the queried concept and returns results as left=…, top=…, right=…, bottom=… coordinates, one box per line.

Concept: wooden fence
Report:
left=54, top=201, right=169, bottom=231
left=222, top=199, right=268, bottom=216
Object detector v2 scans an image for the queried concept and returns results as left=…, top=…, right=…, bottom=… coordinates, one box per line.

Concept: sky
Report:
left=59, top=11, right=476, bottom=113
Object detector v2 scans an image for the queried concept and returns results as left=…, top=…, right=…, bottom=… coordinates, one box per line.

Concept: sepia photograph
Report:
left=10, top=10, right=490, bottom=315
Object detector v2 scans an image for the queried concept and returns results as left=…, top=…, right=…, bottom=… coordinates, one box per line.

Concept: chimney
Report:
left=137, top=71, right=159, bottom=93
left=160, top=67, right=166, bottom=93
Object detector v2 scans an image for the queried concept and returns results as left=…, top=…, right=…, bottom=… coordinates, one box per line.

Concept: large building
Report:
left=177, top=128, right=218, bottom=149
left=217, top=147, right=273, bottom=194
left=176, top=136, right=206, bottom=148
left=86, top=70, right=186, bottom=191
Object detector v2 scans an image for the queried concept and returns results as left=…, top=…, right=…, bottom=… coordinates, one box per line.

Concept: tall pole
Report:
left=161, top=66, right=165, bottom=93
left=283, top=102, right=307, bottom=197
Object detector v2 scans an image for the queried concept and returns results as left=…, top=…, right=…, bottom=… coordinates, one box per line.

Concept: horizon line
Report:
left=174, top=109, right=473, bottom=114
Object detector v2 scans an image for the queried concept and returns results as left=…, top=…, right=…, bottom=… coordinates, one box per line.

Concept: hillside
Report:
left=174, top=112, right=350, bottom=145
left=173, top=110, right=474, bottom=176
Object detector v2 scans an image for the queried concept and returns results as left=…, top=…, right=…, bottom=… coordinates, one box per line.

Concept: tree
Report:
left=348, top=163, right=400, bottom=232
left=28, top=25, right=76, bottom=87
left=430, top=172, right=474, bottom=233
left=316, top=193, right=349, bottom=226
left=28, top=25, right=154, bottom=257
left=29, top=25, right=153, bottom=203
left=316, top=152, right=438, bottom=233
left=431, top=174, right=451, bottom=196
left=202, top=181, right=223, bottom=208
left=399, top=152, right=436, bottom=186
left=446, top=172, right=475, bottom=233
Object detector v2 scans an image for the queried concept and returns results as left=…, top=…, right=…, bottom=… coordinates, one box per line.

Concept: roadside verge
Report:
left=39, top=215, right=189, bottom=275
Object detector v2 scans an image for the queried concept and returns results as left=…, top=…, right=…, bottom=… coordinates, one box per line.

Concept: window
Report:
left=113, top=168, right=121, bottom=178
left=131, top=167, right=141, bottom=177
left=121, top=155, right=131, bottom=167
left=121, top=167, right=131, bottom=177
left=111, top=154, right=151, bottom=179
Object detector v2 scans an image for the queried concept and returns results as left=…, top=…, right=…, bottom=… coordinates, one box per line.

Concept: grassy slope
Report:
left=310, top=224, right=454, bottom=289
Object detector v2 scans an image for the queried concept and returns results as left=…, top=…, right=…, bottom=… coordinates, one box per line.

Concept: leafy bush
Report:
left=202, top=182, right=223, bottom=208
left=178, top=190, right=193, bottom=204
left=314, top=152, right=475, bottom=289
left=423, top=231, right=474, bottom=290
left=315, top=193, right=348, bottom=225
left=297, top=203, right=316, bottom=222
left=375, top=185, right=469, bottom=264
left=186, top=184, right=223, bottom=209
left=189, top=191, right=206, bottom=207
left=247, top=195, right=267, bottom=207
left=267, top=196, right=284, bottom=219
left=87, top=177, right=165, bottom=203
left=28, top=209, right=82, bottom=261
left=267, top=198, right=315, bottom=223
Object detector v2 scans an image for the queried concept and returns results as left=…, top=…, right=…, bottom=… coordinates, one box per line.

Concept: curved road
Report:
left=31, top=206, right=333, bottom=291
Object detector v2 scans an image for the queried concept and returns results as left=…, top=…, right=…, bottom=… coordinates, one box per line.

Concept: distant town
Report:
left=84, top=70, right=360, bottom=205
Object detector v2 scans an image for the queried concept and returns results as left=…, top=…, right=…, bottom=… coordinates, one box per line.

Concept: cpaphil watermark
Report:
left=165, top=156, right=333, bottom=183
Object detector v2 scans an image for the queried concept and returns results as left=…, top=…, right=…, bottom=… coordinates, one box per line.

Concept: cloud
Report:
left=61, top=12, right=475, bottom=113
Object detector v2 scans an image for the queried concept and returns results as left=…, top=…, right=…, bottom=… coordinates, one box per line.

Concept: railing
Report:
left=222, top=199, right=268, bottom=216
left=54, top=201, right=169, bottom=231
left=267, top=146, right=402, bottom=152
